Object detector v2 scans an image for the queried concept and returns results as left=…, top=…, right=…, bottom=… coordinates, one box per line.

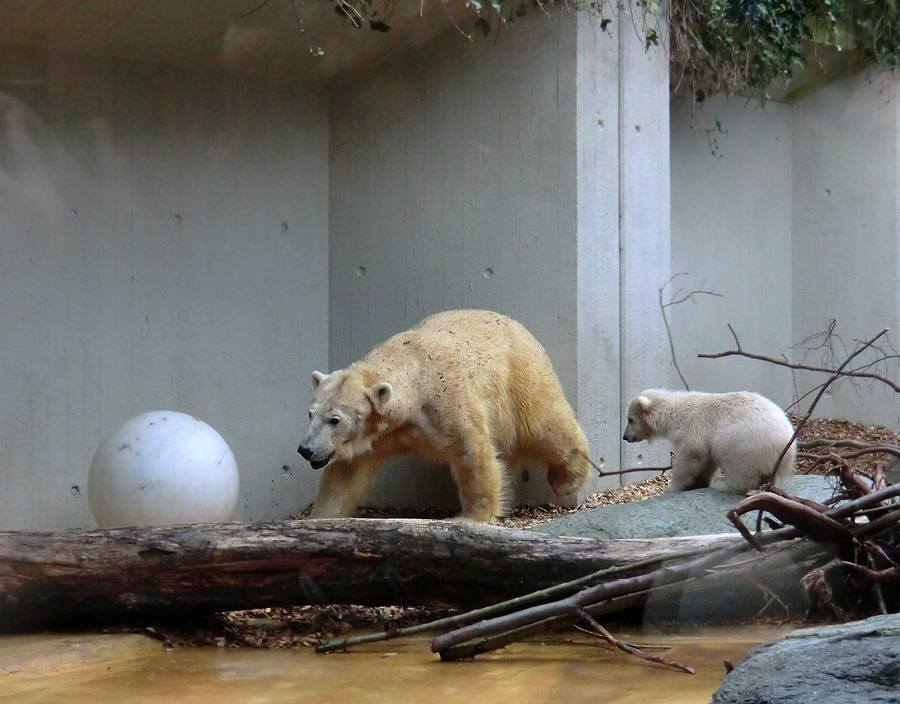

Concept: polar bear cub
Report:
left=623, top=389, right=796, bottom=494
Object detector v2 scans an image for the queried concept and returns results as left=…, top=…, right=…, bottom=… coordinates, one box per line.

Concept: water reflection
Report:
left=1, top=627, right=792, bottom=703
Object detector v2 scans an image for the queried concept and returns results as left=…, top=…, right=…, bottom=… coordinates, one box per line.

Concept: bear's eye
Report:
left=327, top=416, right=341, bottom=426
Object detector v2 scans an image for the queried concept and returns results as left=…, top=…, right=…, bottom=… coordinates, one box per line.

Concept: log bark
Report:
left=0, top=518, right=738, bottom=633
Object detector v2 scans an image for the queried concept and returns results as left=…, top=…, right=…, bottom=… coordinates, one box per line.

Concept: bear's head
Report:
left=622, top=392, right=655, bottom=443
left=297, top=368, right=393, bottom=469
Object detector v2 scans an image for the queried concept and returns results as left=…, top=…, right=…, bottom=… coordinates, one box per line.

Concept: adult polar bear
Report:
left=623, top=389, right=796, bottom=493
left=298, top=310, right=592, bottom=522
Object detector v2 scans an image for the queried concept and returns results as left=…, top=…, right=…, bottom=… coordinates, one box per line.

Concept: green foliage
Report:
left=669, top=0, right=900, bottom=100
left=315, top=0, right=899, bottom=100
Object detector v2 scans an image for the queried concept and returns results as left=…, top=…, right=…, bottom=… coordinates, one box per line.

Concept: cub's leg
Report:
left=448, top=431, right=506, bottom=523
left=667, top=446, right=713, bottom=492
left=309, top=458, right=382, bottom=518
left=708, top=465, right=756, bottom=494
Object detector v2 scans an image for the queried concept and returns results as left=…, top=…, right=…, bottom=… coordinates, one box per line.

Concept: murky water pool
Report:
left=0, top=626, right=792, bottom=703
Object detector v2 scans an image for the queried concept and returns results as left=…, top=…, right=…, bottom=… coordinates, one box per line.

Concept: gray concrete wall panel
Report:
left=0, top=49, right=329, bottom=529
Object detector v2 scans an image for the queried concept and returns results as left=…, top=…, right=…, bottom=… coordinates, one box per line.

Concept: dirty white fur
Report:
left=298, top=310, right=591, bottom=522
left=623, top=389, right=796, bottom=494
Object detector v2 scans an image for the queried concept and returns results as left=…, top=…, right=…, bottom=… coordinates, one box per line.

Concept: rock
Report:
left=711, top=614, right=900, bottom=704
left=528, top=476, right=838, bottom=624
left=530, top=475, right=838, bottom=540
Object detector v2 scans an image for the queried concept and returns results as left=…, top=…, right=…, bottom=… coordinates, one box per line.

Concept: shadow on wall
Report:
left=0, top=90, right=108, bottom=232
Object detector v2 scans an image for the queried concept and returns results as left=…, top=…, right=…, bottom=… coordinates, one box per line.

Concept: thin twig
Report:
left=240, top=0, right=270, bottom=18
left=659, top=273, right=722, bottom=391
left=576, top=610, right=697, bottom=674
left=698, top=332, right=900, bottom=392
left=595, top=465, right=671, bottom=479
left=766, top=329, right=891, bottom=487
left=289, top=0, right=319, bottom=55
left=798, top=439, right=900, bottom=462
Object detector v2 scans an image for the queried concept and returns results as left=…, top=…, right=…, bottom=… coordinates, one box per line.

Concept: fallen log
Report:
left=0, top=519, right=740, bottom=633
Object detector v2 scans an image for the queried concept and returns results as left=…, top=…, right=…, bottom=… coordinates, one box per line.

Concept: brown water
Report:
left=0, top=627, right=791, bottom=703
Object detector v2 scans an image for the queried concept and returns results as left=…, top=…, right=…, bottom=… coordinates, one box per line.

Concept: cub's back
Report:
left=703, top=391, right=794, bottom=438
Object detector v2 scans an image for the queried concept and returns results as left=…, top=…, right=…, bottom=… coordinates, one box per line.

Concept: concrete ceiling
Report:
left=0, top=0, right=477, bottom=84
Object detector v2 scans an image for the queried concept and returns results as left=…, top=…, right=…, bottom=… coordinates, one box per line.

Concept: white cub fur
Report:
left=623, top=389, right=796, bottom=494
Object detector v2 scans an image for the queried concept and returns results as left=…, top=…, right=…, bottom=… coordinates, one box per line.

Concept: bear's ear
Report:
left=637, top=395, right=652, bottom=413
left=312, top=371, right=327, bottom=389
left=367, top=382, right=393, bottom=415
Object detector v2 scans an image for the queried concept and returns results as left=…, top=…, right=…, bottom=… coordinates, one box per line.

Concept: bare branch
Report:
left=595, top=465, right=672, bottom=479
left=765, top=329, right=891, bottom=485
left=289, top=0, right=320, bottom=56
left=698, top=344, right=900, bottom=393
left=576, top=611, right=697, bottom=674
left=798, top=439, right=900, bottom=461
left=431, top=486, right=900, bottom=660
left=240, top=0, right=270, bottom=18
left=317, top=544, right=714, bottom=653
left=659, top=273, right=723, bottom=391
left=728, top=492, right=856, bottom=554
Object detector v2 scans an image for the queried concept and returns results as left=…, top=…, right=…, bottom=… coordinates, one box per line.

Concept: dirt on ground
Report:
left=148, top=416, right=899, bottom=650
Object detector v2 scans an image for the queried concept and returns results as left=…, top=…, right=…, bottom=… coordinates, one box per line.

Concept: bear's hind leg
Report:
left=545, top=448, right=591, bottom=500
left=530, top=408, right=591, bottom=499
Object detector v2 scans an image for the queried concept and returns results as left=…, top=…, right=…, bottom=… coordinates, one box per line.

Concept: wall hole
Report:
left=357, top=266, right=367, bottom=277
left=483, top=267, right=493, bottom=278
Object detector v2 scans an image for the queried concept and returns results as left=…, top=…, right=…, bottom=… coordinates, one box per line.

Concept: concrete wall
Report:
left=670, top=70, right=900, bottom=427
left=0, top=47, right=329, bottom=530
left=670, top=95, right=794, bottom=407
left=325, top=12, right=671, bottom=510
left=328, top=17, right=579, bottom=382
left=791, top=70, right=900, bottom=426
left=326, top=16, right=580, bottom=510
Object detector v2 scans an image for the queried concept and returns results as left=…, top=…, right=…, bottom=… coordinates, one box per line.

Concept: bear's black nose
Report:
left=298, top=444, right=313, bottom=460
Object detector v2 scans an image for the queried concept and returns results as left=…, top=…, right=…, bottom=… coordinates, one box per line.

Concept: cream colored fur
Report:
left=623, top=389, right=796, bottom=494
left=299, top=309, right=591, bottom=522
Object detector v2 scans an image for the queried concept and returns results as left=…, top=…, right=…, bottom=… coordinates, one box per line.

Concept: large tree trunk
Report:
left=0, top=519, right=738, bottom=633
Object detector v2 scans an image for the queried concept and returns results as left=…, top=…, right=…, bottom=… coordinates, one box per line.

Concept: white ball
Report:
left=87, top=411, right=240, bottom=527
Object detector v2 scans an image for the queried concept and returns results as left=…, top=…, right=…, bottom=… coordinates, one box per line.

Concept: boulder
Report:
left=531, top=475, right=837, bottom=540
left=711, top=614, right=900, bottom=704
left=529, top=475, right=839, bottom=624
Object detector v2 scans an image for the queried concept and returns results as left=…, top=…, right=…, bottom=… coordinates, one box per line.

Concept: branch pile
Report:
left=313, top=483, right=900, bottom=667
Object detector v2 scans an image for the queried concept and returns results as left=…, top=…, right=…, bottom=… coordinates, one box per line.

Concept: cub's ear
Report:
left=367, top=381, right=393, bottom=415
left=312, top=371, right=327, bottom=389
left=637, top=395, right=652, bottom=412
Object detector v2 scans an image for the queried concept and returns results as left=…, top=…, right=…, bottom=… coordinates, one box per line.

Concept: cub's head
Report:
left=622, top=392, right=656, bottom=443
left=297, top=369, right=393, bottom=469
